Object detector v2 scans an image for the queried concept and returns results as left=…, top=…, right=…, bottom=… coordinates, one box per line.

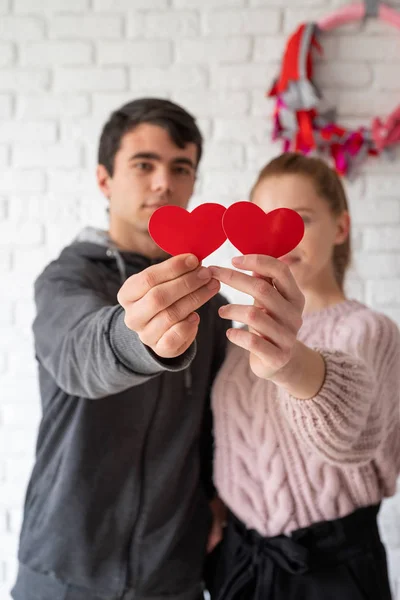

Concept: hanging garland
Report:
left=267, top=22, right=400, bottom=177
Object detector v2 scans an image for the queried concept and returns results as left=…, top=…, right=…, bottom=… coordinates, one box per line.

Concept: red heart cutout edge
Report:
left=223, top=202, right=305, bottom=258
left=148, top=203, right=227, bottom=261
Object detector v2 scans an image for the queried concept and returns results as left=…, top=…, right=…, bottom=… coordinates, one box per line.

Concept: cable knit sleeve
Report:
left=281, top=309, right=400, bottom=467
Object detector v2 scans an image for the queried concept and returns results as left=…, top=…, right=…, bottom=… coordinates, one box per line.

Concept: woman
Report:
left=209, top=153, right=400, bottom=599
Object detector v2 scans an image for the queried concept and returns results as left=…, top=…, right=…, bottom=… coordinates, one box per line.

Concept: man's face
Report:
left=97, top=123, right=198, bottom=235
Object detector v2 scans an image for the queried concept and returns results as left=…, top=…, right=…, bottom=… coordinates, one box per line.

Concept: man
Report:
left=12, top=98, right=229, bottom=600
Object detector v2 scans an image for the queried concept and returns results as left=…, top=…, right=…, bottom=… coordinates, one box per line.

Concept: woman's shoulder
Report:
left=336, top=301, right=399, bottom=338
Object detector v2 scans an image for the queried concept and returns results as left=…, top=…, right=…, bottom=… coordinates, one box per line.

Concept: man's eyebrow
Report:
left=172, top=157, right=196, bottom=169
left=128, top=152, right=161, bottom=162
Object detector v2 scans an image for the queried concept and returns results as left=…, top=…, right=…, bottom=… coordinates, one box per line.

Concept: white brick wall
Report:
left=1, top=0, right=400, bottom=598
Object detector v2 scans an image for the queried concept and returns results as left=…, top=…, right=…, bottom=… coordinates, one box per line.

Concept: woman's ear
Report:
left=335, top=211, right=350, bottom=246
left=96, top=164, right=112, bottom=200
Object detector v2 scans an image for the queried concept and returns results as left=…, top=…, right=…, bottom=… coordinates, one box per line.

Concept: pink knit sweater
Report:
left=212, top=300, right=400, bottom=537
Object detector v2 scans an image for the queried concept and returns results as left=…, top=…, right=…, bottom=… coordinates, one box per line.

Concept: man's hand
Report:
left=117, top=254, right=220, bottom=359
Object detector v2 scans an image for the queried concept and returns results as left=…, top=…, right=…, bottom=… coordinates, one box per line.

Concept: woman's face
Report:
left=251, top=174, right=350, bottom=290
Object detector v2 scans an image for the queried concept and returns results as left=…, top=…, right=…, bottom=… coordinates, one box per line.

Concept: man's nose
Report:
left=151, top=167, right=172, bottom=193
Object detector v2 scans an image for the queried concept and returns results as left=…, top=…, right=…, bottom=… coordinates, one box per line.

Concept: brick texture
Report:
left=1, top=1, right=400, bottom=598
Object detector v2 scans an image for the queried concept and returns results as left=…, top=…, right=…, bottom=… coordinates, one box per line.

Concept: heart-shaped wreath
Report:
left=268, top=14, right=400, bottom=177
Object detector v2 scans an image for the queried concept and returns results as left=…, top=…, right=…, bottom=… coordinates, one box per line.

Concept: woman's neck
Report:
left=301, top=273, right=347, bottom=315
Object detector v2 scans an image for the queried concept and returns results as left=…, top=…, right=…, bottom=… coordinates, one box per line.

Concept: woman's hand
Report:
left=210, top=254, right=305, bottom=381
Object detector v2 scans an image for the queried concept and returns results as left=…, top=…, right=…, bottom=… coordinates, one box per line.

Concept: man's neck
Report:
left=108, top=221, right=167, bottom=260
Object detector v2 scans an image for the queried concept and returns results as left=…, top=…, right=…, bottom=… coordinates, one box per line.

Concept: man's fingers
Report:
left=152, top=313, right=200, bottom=358
left=138, top=279, right=220, bottom=347
left=118, top=253, right=199, bottom=305
left=124, top=267, right=214, bottom=332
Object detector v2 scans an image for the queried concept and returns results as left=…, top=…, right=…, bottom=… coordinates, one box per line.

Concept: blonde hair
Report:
left=251, top=152, right=351, bottom=290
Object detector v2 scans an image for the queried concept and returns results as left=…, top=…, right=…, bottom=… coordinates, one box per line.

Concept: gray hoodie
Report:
left=12, top=228, right=229, bottom=600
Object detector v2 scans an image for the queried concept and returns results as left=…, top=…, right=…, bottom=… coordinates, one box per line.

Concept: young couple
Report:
left=12, top=98, right=400, bottom=600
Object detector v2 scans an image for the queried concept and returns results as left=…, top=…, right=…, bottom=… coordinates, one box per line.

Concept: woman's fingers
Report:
left=219, top=304, right=295, bottom=351
left=232, top=254, right=305, bottom=310
left=226, top=327, right=292, bottom=374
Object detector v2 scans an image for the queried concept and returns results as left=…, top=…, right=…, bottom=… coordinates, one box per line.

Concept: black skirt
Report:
left=207, top=504, right=392, bottom=600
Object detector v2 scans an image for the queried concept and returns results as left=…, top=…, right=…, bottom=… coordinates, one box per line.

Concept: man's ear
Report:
left=97, top=164, right=112, bottom=199
left=335, top=211, right=350, bottom=246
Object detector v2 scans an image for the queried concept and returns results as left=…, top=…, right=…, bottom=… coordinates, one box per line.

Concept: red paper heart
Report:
left=148, top=203, right=227, bottom=261
left=223, top=202, right=305, bottom=257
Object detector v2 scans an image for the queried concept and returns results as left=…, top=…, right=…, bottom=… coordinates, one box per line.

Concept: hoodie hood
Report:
left=67, top=226, right=163, bottom=283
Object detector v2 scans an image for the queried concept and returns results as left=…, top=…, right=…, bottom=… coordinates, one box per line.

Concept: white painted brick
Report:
left=253, top=36, right=287, bottom=63
left=284, top=8, right=337, bottom=33
left=20, top=41, right=93, bottom=66
left=337, top=36, right=400, bottom=61
left=8, top=195, right=81, bottom=224
left=202, top=170, right=258, bottom=198
left=7, top=509, right=23, bottom=535
left=246, top=143, right=281, bottom=170
left=12, top=144, right=82, bottom=169
left=0, top=121, right=56, bottom=143
left=201, top=142, right=245, bottom=170
left=135, top=11, right=199, bottom=39
left=171, top=90, right=249, bottom=118
left=129, top=66, right=207, bottom=90
left=364, top=227, right=400, bottom=251
left=0, top=170, right=45, bottom=193
left=54, top=68, right=127, bottom=92
left=211, top=64, right=276, bottom=90
left=0, top=16, right=44, bottom=40
left=0, top=222, right=43, bottom=247
left=94, top=0, right=168, bottom=9
left=48, top=170, right=96, bottom=195
left=373, top=65, right=400, bottom=91
left=250, top=91, right=275, bottom=117
left=173, top=0, right=244, bottom=6
left=214, top=117, right=271, bottom=143
left=344, top=277, right=365, bottom=303
left=204, top=9, right=281, bottom=36
left=16, top=94, right=89, bottom=119
left=97, top=41, right=172, bottom=67
left=0, top=146, right=9, bottom=167
left=382, top=308, right=400, bottom=326
left=349, top=197, right=400, bottom=225
left=4, top=457, right=35, bottom=484
left=336, top=90, right=400, bottom=117
left=0, top=42, right=14, bottom=67
left=91, top=93, right=151, bottom=120
left=49, top=15, right=122, bottom=39
left=0, top=428, right=36, bottom=458
left=176, top=38, right=251, bottom=64
left=0, top=536, right=18, bottom=570
left=0, top=301, right=13, bottom=326
left=0, top=250, right=11, bottom=271
left=365, top=175, right=400, bottom=197
left=13, top=301, right=37, bottom=331
left=366, top=279, right=400, bottom=306
left=315, top=62, right=371, bottom=89
left=59, top=117, right=104, bottom=144
left=0, top=69, right=49, bottom=92
left=0, top=94, right=12, bottom=118
left=0, top=197, right=7, bottom=219
left=251, top=0, right=328, bottom=4
left=353, top=253, right=400, bottom=279
left=15, top=0, right=89, bottom=11
left=0, top=0, right=9, bottom=11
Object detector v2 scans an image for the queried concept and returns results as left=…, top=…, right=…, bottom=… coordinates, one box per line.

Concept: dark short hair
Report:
left=98, top=97, right=203, bottom=176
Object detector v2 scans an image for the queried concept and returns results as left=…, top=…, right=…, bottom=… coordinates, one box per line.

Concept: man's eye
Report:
left=301, top=216, right=311, bottom=225
left=134, top=162, right=152, bottom=172
left=173, top=166, right=191, bottom=176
